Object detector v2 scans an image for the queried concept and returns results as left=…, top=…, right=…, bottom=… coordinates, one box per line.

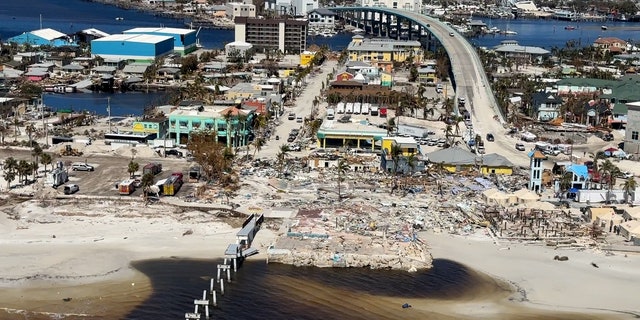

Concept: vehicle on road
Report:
left=71, top=163, right=94, bottom=171
left=515, top=142, right=526, bottom=151
left=486, top=133, right=494, bottom=142
left=275, top=135, right=279, bottom=140
left=619, top=171, right=633, bottom=179
left=63, top=184, right=79, bottom=195
left=296, top=116, right=303, bottom=123
left=287, top=136, right=295, bottom=142
left=165, top=149, right=183, bottom=157
left=288, top=112, right=296, bottom=120
left=449, top=32, right=454, bottom=37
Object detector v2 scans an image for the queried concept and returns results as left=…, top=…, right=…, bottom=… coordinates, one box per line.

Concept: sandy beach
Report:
left=0, top=197, right=276, bottom=318
left=420, top=229, right=640, bottom=318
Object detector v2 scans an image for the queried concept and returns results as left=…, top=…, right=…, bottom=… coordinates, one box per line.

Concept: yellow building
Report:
left=426, top=147, right=513, bottom=175
left=347, top=35, right=422, bottom=64
left=300, top=51, right=316, bottom=67
left=380, top=137, right=426, bottom=173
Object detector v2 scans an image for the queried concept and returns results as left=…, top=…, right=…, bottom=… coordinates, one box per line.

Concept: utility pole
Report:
left=107, top=97, right=111, bottom=133
left=41, top=94, right=47, bottom=147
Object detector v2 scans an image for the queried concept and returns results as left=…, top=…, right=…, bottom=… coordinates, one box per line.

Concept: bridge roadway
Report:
left=333, top=7, right=532, bottom=167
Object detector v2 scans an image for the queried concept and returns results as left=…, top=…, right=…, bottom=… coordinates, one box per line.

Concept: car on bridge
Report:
left=449, top=32, right=454, bottom=37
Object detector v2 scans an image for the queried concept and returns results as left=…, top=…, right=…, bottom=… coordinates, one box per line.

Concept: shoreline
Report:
left=420, top=230, right=640, bottom=318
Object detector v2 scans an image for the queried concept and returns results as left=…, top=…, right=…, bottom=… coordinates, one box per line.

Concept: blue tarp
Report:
left=568, top=188, right=578, bottom=193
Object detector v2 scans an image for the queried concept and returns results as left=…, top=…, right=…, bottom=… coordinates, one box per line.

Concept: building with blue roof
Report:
left=91, top=34, right=174, bottom=62
left=565, top=164, right=589, bottom=190
left=123, top=27, right=197, bottom=55
left=8, top=28, right=76, bottom=47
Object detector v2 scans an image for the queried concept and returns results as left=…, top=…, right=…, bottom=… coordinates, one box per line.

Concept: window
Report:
left=633, top=131, right=639, bottom=140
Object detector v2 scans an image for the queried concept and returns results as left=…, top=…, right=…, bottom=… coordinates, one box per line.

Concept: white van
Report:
left=63, top=184, right=79, bottom=195
left=326, top=109, right=335, bottom=120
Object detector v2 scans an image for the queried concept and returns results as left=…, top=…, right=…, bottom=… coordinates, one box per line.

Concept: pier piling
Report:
left=220, top=278, right=225, bottom=295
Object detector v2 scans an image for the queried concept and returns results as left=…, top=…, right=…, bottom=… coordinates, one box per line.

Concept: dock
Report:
left=184, top=213, right=263, bottom=320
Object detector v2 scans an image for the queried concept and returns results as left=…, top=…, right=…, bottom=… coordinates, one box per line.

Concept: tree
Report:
left=390, top=144, right=403, bottom=176
left=336, top=158, right=350, bottom=200
left=623, top=177, right=637, bottom=204
left=599, top=159, right=621, bottom=203
left=559, top=172, right=573, bottom=194
left=186, top=130, right=227, bottom=182
left=3, top=157, right=17, bottom=189
left=31, top=143, right=43, bottom=177
left=276, top=144, right=290, bottom=177
left=140, top=172, right=155, bottom=202
left=128, top=161, right=140, bottom=178
left=180, top=54, right=199, bottom=74
left=406, top=153, right=417, bottom=176
left=40, top=153, right=53, bottom=173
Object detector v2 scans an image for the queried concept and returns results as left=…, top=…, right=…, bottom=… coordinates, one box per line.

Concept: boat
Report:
left=601, top=25, right=608, bottom=30
left=115, top=17, right=124, bottom=21
left=564, top=25, right=576, bottom=30
left=501, top=30, right=518, bottom=35
left=352, top=28, right=364, bottom=34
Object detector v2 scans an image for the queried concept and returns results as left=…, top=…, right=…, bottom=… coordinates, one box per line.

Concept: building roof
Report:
left=566, top=164, right=589, bottom=179
left=61, top=64, right=85, bottom=71
left=620, top=220, right=640, bottom=233
left=589, top=207, right=615, bottom=215
left=493, top=41, right=550, bottom=55
left=81, top=28, right=110, bottom=38
left=123, top=64, right=150, bottom=74
left=345, top=60, right=371, bottom=68
left=348, top=38, right=421, bottom=53
left=92, top=65, right=116, bottom=72
left=309, top=8, right=337, bottom=16
left=481, top=153, right=514, bottom=167
left=93, top=33, right=173, bottom=44
left=426, top=147, right=477, bottom=165
left=30, top=28, right=67, bottom=41
left=624, top=206, right=640, bottom=219
left=124, top=27, right=196, bottom=35
left=528, top=150, right=546, bottom=159
left=594, top=37, right=626, bottom=45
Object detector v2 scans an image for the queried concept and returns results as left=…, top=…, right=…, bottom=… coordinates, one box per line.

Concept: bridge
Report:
left=331, top=7, right=504, bottom=124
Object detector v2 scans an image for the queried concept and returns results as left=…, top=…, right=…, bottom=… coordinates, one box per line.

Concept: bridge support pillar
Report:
left=396, top=18, right=401, bottom=40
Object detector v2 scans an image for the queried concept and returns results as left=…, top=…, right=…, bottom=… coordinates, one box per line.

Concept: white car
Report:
left=619, top=171, right=634, bottom=179
left=63, top=184, right=79, bottom=195
left=71, top=163, right=94, bottom=171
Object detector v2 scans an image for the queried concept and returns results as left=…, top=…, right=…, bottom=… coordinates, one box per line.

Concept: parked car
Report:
left=63, top=184, right=79, bottom=195
left=618, top=171, right=634, bottom=179
left=515, top=142, right=525, bottom=151
left=71, top=163, right=94, bottom=171
left=165, top=149, right=184, bottom=157
left=275, top=135, right=280, bottom=140
left=287, top=136, right=295, bottom=142
left=486, top=133, right=495, bottom=142
left=296, top=116, right=303, bottom=123
left=288, top=112, right=296, bottom=120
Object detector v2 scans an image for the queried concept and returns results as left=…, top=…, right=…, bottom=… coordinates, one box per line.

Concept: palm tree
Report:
left=443, top=124, right=454, bottom=146
left=276, top=144, right=290, bottom=176
left=406, top=153, right=417, bottom=176
left=3, top=157, right=18, bottom=189
left=40, top=153, right=53, bottom=173
left=623, top=177, right=637, bottom=204
left=336, top=158, right=350, bottom=200
left=599, top=159, right=621, bottom=203
left=128, top=161, right=139, bottom=178
left=252, top=137, right=265, bottom=157
left=559, top=172, right=573, bottom=195
left=140, top=172, right=155, bottom=202
left=390, top=144, right=403, bottom=176
left=223, top=110, right=233, bottom=148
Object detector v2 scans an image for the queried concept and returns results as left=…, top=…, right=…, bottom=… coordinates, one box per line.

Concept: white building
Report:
left=528, top=149, right=545, bottom=192
left=624, top=101, right=640, bottom=158
left=265, top=0, right=318, bottom=16
left=358, top=0, right=421, bottom=12
left=226, top=2, right=256, bottom=20
left=307, top=8, right=337, bottom=31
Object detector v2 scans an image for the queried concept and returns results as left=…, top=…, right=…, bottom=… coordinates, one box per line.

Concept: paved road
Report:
left=335, top=7, right=531, bottom=166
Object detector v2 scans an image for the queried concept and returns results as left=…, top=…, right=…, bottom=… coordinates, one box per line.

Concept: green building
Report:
left=167, top=106, right=255, bottom=146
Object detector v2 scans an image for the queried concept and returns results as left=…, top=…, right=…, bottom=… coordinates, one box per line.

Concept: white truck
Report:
left=345, top=103, right=354, bottom=114
left=361, top=103, right=370, bottom=115
left=353, top=102, right=361, bottom=115
left=370, top=105, right=379, bottom=116
left=326, top=108, right=335, bottom=120
left=336, top=102, right=345, bottom=114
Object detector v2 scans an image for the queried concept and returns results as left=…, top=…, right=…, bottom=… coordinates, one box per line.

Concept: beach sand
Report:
left=420, top=229, right=640, bottom=318
left=0, top=197, right=277, bottom=318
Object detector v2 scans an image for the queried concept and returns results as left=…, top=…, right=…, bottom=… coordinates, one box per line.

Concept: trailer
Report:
left=336, top=102, right=345, bottom=114
left=143, top=162, right=162, bottom=176
left=118, top=179, right=136, bottom=195
left=345, top=103, right=353, bottom=114
left=46, top=167, right=68, bottom=187
left=370, top=105, right=379, bottom=116
left=361, top=103, right=370, bottom=115
left=353, top=102, right=361, bottom=114
left=163, top=175, right=183, bottom=196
